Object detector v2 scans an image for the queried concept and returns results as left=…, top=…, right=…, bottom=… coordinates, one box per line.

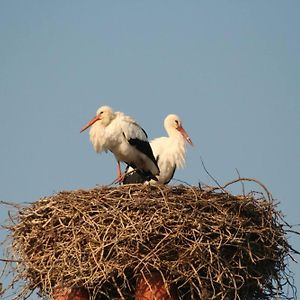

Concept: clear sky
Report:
left=0, top=1, right=299, bottom=298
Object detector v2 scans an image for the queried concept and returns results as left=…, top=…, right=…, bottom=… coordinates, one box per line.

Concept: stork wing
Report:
left=117, top=113, right=158, bottom=168
left=118, top=113, right=148, bottom=141
left=128, top=138, right=156, bottom=163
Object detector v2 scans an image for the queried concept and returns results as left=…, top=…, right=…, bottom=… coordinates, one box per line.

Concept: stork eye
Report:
left=175, top=120, right=179, bottom=125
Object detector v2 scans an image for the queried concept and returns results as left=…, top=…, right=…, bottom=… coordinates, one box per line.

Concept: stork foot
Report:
left=114, top=173, right=126, bottom=185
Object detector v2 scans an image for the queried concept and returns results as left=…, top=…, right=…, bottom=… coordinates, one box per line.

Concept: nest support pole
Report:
left=53, top=287, right=89, bottom=300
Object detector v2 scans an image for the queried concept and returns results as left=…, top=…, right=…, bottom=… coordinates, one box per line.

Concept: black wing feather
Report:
left=128, top=138, right=158, bottom=169
left=123, top=166, right=158, bottom=184
left=123, top=169, right=148, bottom=184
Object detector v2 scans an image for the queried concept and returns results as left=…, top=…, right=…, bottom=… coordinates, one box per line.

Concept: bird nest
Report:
left=0, top=180, right=298, bottom=299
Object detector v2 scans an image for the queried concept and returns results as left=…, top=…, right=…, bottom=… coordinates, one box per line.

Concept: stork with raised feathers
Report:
left=123, top=114, right=193, bottom=184
left=80, top=106, right=159, bottom=182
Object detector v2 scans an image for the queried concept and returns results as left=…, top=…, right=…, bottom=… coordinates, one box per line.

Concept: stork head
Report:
left=164, top=114, right=193, bottom=146
left=95, top=106, right=115, bottom=126
left=80, top=105, right=115, bottom=132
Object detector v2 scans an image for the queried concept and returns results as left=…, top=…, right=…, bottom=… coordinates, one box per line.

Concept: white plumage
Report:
left=124, top=114, right=193, bottom=184
left=80, top=106, right=159, bottom=181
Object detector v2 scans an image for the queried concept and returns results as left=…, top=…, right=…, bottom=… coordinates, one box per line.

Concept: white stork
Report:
left=80, top=105, right=159, bottom=182
left=123, top=114, right=193, bottom=184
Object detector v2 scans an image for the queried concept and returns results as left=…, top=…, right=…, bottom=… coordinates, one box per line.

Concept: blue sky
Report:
left=1, top=1, right=299, bottom=298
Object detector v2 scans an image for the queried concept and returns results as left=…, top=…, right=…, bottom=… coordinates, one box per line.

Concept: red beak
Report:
left=80, top=116, right=100, bottom=133
left=177, top=126, right=193, bottom=146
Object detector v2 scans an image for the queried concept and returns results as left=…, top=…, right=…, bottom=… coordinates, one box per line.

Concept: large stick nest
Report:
left=1, top=181, right=298, bottom=299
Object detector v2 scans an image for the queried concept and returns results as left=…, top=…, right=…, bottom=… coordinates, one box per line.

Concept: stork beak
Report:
left=80, top=116, right=100, bottom=133
left=177, top=126, right=193, bottom=146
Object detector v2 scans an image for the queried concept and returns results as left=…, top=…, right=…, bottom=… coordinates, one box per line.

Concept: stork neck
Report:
left=166, top=127, right=182, bottom=139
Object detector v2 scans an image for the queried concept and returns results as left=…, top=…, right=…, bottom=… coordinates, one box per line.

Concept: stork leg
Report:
left=115, top=161, right=125, bottom=184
